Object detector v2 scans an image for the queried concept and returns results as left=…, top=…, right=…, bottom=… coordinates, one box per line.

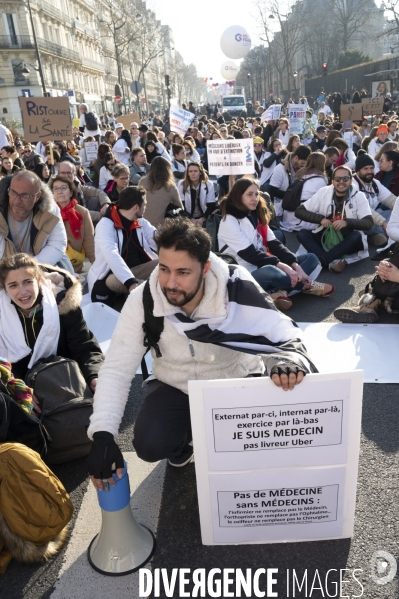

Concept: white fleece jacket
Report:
left=88, top=256, right=266, bottom=439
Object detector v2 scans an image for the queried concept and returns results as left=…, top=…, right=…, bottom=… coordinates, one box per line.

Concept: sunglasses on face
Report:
left=333, top=176, right=351, bottom=183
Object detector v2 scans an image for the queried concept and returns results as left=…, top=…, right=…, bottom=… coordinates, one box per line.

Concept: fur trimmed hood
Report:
left=39, top=264, right=82, bottom=315
left=0, top=175, right=57, bottom=217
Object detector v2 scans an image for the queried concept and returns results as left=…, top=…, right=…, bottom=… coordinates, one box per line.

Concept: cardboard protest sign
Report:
left=288, top=104, right=306, bottom=135
left=361, top=97, right=384, bottom=116
left=117, top=112, right=141, bottom=129
left=207, top=138, right=254, bottom=176
left=340, top=104, right=362, bottom=122
left=19, top=97, right=72, bottom=141
left=189, top=371, right=363, bottom=545
left=170, top=104, right=194, bottom=136
left=261, top=104, right=282, bottom=123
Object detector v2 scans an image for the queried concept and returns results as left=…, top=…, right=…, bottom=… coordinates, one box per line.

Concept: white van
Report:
left=221, top=95, right=247, bottom=120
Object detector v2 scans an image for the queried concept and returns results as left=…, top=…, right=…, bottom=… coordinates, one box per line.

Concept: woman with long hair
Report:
left=324, top=130, right=342, bottom=149
left=171, top=143, right=189, bottom=179
left=178, top=162, right=216, bottom=226
left=282, top=152, right=328, bottom=232
left=146, top=131, right=171, bottom=162
left=112, top=129, right=132, bottom=165
left=275, top=118, right=290, bottom=145
left=104, top=130, right=117, bottom=147
left=375, top=150, right=399, bottom=195
left=67, top=140, right=79, bottom=156
left=169, top=133, right=185, bottom=157
left=0, top=253, right=103, bottom=396
left=99, top=152, right=118, bottom=190
left=92, top=142, right=111, bottom=188
left=286, top=135, right=301, bottom=153
left=145, top=140, right=160, bottom=164
left=139, top=156, right=183, bottom=226
left=218, top=178, right=333, bottom=310
left=49, top=176, right=95, bottom=273
left=330, top=138, right=356, bottom=170
left=183, top=139, right=200, bottom=163
left=33, top=162, right=51, bottom=183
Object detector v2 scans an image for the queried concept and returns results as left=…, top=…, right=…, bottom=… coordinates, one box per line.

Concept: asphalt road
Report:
left=1, top=234, right=398, bottom=599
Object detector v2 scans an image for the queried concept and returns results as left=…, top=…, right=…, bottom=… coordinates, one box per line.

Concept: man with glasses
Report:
left=295, top=165, right=373, bottom=273
left=22, top=144, right=40, bottom=171
left=352, top=151, right=396, bottom=247
left=57, top=162, right=110, bottom=224
left=129, top=148, right=150, bottom=184
left=0, top=170, right=68, bottom=265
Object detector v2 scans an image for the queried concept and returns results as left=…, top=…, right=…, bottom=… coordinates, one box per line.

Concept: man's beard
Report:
left=162, top=274, right=204, bottom=307
left=359, top=173, right=374, bottom=183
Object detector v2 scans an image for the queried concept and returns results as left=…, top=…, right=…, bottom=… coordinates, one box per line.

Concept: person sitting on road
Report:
left=144, top=140, right=160, bottom=165
left=295, top=165, right=373, bottom=273
left=324, top=147, right=340, bottom=184
left=1, top=145, right=24, bottom=170
left=0, top=253, right=103, bottom=407
left=104, top=163, right=131, bottom=203
left=177, top=162, right=216, bottom=227
left=57, top=161, right=110, bottom=224
left=0, top=171, right=70, bottom=270
left=49, top=176, right=95, bottom=274
left=88, top=185, right=158, bottom=306
left=375, top=149, right=399, bottom=196
left=310, top=126, right=327, bottom=152
left=86, top=217, right=317, bottom=487
left=352, top=151, right=396, bottom=247
left=218, top=177, right=333, bottom=310
left=329, top=138, right=356, bottom=171
left=368, top=124, right=389, bottom=157
left=269, top=145, right=311, bottom=215
left=281, top=152, right=328, bottom=232
left=129, top=147, right=151, bottom=185
left=22, top=143, right=41, bottom=171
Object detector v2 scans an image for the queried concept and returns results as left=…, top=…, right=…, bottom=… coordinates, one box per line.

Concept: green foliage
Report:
left=336, top=49, right=372, bottom=70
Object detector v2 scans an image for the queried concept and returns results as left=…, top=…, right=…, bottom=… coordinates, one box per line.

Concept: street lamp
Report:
left=26, top=0, right=47, bottom=95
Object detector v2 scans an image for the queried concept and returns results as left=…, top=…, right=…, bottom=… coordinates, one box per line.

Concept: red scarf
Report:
left=335, top=152, right=345, bottom=167
left=256, top=222, right=272, bottom=255
left=60, top=198, right=83, bottom=239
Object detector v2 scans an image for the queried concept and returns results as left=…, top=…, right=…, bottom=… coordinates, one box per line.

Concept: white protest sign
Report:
left=84, top=141, right=98, bottom=162
left=288, top=103, right=307, bottom=135
left=207, top=138, right=254, bottom=176
left=343, top=131, right=353, bottom=149
left=170, top=103, right=194, bottom=136
left=189, top=371, right=363, bottom=545
left=261, top=104, right=282, bottom=123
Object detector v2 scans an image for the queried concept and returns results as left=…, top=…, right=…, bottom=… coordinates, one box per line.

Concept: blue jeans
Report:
left=297, top=228, right=363, bottom=267
left=365, top=206, right=392, bottom=237
left=251, top=253, right=320, bottom=293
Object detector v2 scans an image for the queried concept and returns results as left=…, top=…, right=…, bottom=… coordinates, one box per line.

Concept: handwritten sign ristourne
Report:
left=19, top=97, right=72, bottom=142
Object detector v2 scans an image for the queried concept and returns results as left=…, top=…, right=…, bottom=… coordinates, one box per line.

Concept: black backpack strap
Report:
left=142, top=280, right=164, bottom=359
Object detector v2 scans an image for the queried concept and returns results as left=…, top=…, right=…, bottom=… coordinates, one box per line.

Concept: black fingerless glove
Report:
left=270, top=364, right=306, bottom=378
left=86, top=431, right=124, bottom=479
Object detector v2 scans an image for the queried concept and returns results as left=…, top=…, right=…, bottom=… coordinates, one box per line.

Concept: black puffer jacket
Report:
left=12, top=265, right=104, bottom=383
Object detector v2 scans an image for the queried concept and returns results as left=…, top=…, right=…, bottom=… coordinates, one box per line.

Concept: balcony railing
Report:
left=35, top=0, right=72, bottom=26
left=82, top=57, right=105, bottom=71
left=0, top=35, right=35, bottom=49
left=37, top=38, right=81, bottom=63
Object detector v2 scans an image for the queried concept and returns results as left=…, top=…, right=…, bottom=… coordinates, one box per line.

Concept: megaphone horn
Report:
left=88, top=461, right=156, bottom=576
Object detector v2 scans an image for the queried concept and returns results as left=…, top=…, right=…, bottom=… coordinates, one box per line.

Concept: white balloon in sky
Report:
left=220, top=25, right=252, bottom=59
left=220, top=60, right=239, bottom=80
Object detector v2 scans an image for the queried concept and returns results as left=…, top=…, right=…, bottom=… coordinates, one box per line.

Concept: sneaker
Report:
left=168, top=444, right=194, bottom=468
left=303, top=281, right=335, bottom=297
left=368, top=234, right=388, bottom=247
left=334, top=298, right=381, bottom=323
left=270, top=290, right=292, bottom=310
left=328, top=259, right=346, bottom=273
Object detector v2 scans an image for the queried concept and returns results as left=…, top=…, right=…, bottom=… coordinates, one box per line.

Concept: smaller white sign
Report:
left=261, top=104, right=282, bottom=123
left=207, top=138, right=254, bottom=176
left=84, top=141, right=98, bottom=162
left=170, top=104, right=194, bottom=136
left=343, top=131, right=353, bottom=149
left=288, top=103, right=306, bottom=135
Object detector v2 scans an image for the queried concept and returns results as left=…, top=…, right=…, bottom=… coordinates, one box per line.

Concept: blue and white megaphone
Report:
left=88, top=462, right=156, bottom=575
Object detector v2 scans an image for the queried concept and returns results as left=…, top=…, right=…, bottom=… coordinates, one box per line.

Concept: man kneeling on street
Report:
left=87, top=218, right=317, bottom=488
left=88, top=185, right=158, bottom=305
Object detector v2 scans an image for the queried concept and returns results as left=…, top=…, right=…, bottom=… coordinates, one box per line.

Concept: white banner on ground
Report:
left=261, top=104, right=282, bottom=123
left=288, top=103, right=307, bottom=135
left=170, top=104, right=194, bottom=136
left=189, top=371, right=363, bottom=545
left=207, top=138, right=254, bottom=176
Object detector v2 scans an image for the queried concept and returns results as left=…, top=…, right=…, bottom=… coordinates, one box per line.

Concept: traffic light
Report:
left=322, top=63, right=328, bottom=75
left=165, top=74, right=170, bottom=87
